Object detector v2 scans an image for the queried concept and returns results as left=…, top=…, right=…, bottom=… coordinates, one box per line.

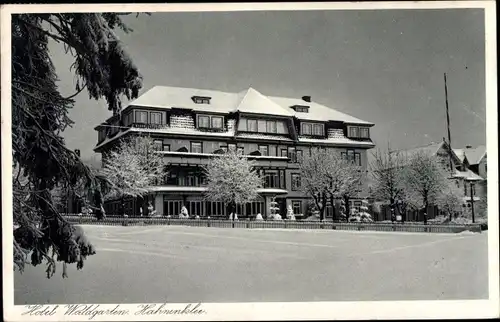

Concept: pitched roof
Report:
left=452, top=169, right=484, bottom=181
left=125, top=85, right=373, bottom=124
left=452, top=148, right=466, bottom=163
left=269, top=96, right=373, bottom=125
left=396, top=141, right=445, bottom=157
left=461, top=146, right=486, bottom=165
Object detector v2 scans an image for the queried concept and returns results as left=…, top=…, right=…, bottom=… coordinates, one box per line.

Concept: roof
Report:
left=452, top=169, right=484, bottom=181
left=459, top=146, right=486, bottom=165
left=125, top=85, right=373, bottom=124
left=452, top=149, right=466, bottom=163
left=398, top=141, right=445, bottom=157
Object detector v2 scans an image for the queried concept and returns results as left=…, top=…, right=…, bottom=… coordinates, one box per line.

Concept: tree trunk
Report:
left=330, top=194, right=336, bottom=221
left=390, top=197, right=395, bottom=222
left=319, top=192, right=327, bottom=221
left=121, top=195, right=126, bottom=217
left=423, top=194, right=428, bottom=225
left=344, top=195, right=350, bottom=222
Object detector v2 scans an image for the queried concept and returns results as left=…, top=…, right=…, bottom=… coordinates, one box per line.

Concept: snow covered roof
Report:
left=297, top=136, right=375, bottom=147
left=452, top=169, right=484, bottom=181
left=126, top=85, right=372, bottom=124
left=236, top=133, right=293, bottom=142
left=269, top=96, right=373, bottom=125
left=398, top=141, right=446, bottom=157
left=456, top=146, right=486, bottom=165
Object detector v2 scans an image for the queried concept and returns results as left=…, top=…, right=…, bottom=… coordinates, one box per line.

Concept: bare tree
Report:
left=299, top=149, right=362, bottom=221
left=401, top=151, right=449, bottom=224
left=370, top=146, right=406, bottom=221
left=203, top=150, right=263, bottom=218
left=101, top=136, right=164, bottom=216
left=299, top=149, right=330, bottom=220
left=435, top=180, right=464, bottom=221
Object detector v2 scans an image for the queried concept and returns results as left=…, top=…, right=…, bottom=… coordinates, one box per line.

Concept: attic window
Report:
left=192, top=96, right=211, bottom=104
left=292, top=105, right=309, bottom=113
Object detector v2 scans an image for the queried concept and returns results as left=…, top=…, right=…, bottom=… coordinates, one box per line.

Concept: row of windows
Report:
left=301, top=122, right=325, bottom=136
left=239, top=118, right=288, bottom=134
left=348, top=126, right=370, bottom=139
left=151, top=141, right=361, bottom=167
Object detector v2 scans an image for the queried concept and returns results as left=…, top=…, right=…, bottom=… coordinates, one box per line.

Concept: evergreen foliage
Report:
left=12, top=13, right=145, bottom=277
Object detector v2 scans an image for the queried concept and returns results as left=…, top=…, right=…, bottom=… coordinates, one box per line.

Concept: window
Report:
left=150, top=112, right=162, bottom=125
left=291, top=174, right=301, bottom=191
left=360, top=128, right=370, bottom=138
left=281, top=149, right=288, bottom=158
left=312, top=124, right=325, bottom=136
left=288, top=147, right=296, bottom=163
left=264, top=171, right=279, bottom=188
left=211, top=116, right=223, bottom=129
left=295, top=106, right=309, bottom=113
left=269, top=145, right=277, bottom=157
left=197, top=115, right=223, bottom=129
left=163, top=144, right=170, bottom=152
left=228, top=143, right=237, bottom=152
left=276, top=121, right=287, bottom=134
left=198, top=115, right=210, bottom=128
left=464, top=182, right=467, bottom=195
left=471, top=184, right=476, bottom=196
left=292, top=201, right=302, bottom=215
left=191, top=142, right=203, bottom=153
left=153, top=140, right=163, bottom=151
left=258, top=120, right=267, bottom=133
left=302, top=123, right=312, bottom=135
left=192, top=96, right=211, bottom=104
left=247, top=119, right=257, bottom=132
left=349, top=126, right=359, bottom=138
left=135, top=111, right=148, bottom=124
left=266, top=121, right=277, bottom=133
left=296, top=150, right=303, bottom=162
left=354, top=153, right=361, bottom=166
left=259, top=145, right=269, bottom=156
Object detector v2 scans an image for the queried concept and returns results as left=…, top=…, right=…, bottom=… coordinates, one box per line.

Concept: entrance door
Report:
left=275, top=197, right=287, bottom=217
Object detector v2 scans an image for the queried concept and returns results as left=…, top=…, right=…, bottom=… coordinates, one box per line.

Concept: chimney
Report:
left=302, top=95, right=311, bottom=103
left=466, top=145, right=472, bottom=149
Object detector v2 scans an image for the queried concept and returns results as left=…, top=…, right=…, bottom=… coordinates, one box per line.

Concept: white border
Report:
left=1, top=2, right=498, bottom=321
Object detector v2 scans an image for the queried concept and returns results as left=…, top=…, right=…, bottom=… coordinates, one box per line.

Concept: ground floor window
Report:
left=164, top=199, right=183, bottom=216
left=292, top=200, right=302, bottom=215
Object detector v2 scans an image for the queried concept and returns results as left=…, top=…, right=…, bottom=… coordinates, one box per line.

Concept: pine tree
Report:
left=12, top=13, right=145, bottom=278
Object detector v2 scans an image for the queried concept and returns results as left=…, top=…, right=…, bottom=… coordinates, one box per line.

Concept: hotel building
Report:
left=94, top=86, right=375, bottom=219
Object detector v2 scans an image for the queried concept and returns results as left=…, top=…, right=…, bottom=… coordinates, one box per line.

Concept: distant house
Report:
left=453, top=145, right=487, bottom=205
left=392, top=140, right=484, bottom=220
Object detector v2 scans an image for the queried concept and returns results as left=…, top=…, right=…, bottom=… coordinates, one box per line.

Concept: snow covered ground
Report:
left=15, top=225, right=488, bottom=304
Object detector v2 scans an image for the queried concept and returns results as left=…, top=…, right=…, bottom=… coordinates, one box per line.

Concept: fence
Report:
left=62, top=215, right=482, bottom=234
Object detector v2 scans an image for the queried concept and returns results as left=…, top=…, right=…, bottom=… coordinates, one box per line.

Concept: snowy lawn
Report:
left=15, top=225, right=488, bottom=304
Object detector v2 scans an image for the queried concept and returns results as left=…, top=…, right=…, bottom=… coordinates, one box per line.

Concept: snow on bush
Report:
left=179, top=206, right=189, bottom=219
left=255, top=213, right=264, bottom=221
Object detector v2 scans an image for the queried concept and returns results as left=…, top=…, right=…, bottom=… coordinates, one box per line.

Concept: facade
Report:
left=94, top=86, right=375, bottom=219
left=453, top=145, right=487, bottom=204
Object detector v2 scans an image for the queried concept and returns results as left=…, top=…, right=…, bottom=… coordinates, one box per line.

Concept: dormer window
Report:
left=301, top=122, right=324, bottom=136
left=192, top=96, right=211, bottom=104
left=291, top=105, right=309, bottom=113
left=348, top=126, right=370, bottom=139
left=197, top=114, right=224, bottom=129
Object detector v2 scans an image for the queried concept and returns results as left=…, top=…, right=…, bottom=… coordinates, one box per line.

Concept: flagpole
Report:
left=444, top=73, right=453, bottom=173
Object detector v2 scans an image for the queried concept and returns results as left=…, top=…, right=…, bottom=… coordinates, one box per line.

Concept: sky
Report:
left=51, top=9, right=487, bottom=162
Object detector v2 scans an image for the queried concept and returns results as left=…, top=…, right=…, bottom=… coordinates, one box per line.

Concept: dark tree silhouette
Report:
left=12, top=13, right=146, bottom=278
